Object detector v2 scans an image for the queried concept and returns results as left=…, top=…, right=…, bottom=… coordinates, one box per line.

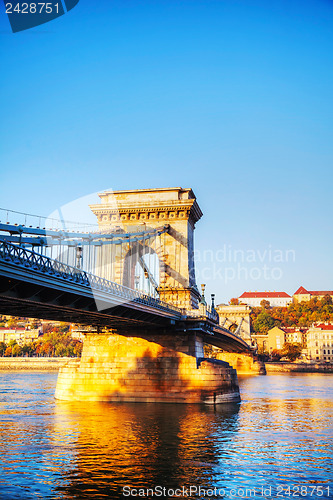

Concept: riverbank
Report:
left=0, top=357, right=79, bottom=371
left=1, top=357, right=332, bottom=374
left=265, top=361, right=333, bottom=373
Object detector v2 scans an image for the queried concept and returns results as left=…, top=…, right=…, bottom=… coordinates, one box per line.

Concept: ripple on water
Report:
left=0, top=373, right=332, bottom=499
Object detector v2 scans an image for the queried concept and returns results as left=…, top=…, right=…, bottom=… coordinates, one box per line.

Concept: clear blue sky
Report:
left=1, top=0, right=332, bottom=303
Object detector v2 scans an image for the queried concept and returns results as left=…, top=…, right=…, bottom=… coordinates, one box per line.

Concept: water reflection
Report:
left=52, top=401, right=240, bottom=498
left=0, top=373, right=332, bottom=500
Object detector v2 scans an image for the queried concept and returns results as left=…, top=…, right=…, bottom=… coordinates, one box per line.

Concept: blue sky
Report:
left=1, top=0, right=332, bottom=303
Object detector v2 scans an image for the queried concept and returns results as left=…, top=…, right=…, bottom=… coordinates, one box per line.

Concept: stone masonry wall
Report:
left=55, top=332, right=240, bottom=404
left=215, top=352, right=266, bottom=375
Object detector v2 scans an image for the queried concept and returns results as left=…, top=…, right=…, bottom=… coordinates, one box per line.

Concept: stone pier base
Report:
left=55, top=332, right=240, bottom=404
left=215, top=352, right=266, bottom=375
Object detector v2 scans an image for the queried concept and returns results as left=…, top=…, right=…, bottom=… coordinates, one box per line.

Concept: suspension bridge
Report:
left=0, top=187, right=254, bottom=404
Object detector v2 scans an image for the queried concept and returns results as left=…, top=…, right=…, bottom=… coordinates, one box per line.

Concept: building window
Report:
left=324, top=350, right=326, bottom=354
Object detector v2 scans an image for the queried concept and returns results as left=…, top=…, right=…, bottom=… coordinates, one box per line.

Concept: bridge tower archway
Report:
left=216, top=304, right=252, bottom=340
left=123, top=241, right=162, bottom=297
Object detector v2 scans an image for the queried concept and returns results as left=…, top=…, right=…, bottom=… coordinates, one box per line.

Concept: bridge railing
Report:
left=0, top=207, right=100, bottom=233
left=0, top=241, right=183, bottom=316
left=185, top=307, right=219, bottom=324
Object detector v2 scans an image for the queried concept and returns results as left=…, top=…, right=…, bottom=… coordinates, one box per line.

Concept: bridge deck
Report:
left=0, top=241, right=251, bottom=352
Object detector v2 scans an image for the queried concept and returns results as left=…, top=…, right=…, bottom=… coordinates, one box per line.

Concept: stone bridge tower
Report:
left=216, top=304, right=252, bottom=341
left=89, top=187, right=202, bottom=310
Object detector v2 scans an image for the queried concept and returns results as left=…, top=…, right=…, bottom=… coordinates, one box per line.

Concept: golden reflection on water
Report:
left=52, top=401, right=241, bottom=497
left=0, top=373, right=332, bottom=499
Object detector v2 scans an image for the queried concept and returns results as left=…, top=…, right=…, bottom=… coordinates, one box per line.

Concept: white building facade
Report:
left=306, top=324, right=333, bottom=362
left=239, top=291, right=292, bottom=308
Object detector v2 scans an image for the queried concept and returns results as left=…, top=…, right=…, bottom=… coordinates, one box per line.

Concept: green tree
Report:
left=29, top=319, right=40, bottom=329
left=253, top=311, right=277, bottom=334
left=12, top=344, right=22, bottom=357
left=7, top=317, right=21, bottom=328
left=322, top=294, right=333, bottom=306
left=22, top=343, right=35, bottom=357
left=0, top=342, right=7, bottom=356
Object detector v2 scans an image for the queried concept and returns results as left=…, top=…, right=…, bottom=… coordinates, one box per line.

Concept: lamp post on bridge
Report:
left=200, top=284, right=206, bottom=306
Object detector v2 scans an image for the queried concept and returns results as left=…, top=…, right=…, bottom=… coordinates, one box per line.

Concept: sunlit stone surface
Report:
left=55, top=332, right=241, bottom=403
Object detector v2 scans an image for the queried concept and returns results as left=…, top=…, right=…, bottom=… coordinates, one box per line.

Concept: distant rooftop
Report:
left=294, top=286, right=333, bottom=296
left=239, top=291, right=291, bottom=299
left=313, top=323, right=333, bottom=330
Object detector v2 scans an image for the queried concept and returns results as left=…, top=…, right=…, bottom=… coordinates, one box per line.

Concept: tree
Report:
left=229, top=298, right=240, bottom=305
left=12, top=344, right=22, bottom=357
left=4, top=346, right=12, bottom=357
left=271, top=349, right=282, bottom=361
left=22, top=343, right=35, bottom=357
left=322, top=294, right=333, bottom=306
left=260, top=299, right=271, bottom=309
left=72, top=340, right=83, bottom=357
left=29, top=319, right=40, bottom=329
left=250, top=294, right=333, bottom=333
left=7, top=317, right=21, bottom=328
left=281, top=343, right=303, bottom=362
left=58, top=322, right=70, bottom=333
left=253, top=311, right=277, bottom=334
left=0, top=342, right=6, bottom=356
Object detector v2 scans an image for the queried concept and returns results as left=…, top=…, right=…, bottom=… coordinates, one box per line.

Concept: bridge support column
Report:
left=215, top=352, right=266, bottom=375
left=55, top=331, right=241, bottom=404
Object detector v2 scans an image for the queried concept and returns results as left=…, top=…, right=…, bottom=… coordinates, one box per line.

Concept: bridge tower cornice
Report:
left=90, top=187, right=203, bottom=227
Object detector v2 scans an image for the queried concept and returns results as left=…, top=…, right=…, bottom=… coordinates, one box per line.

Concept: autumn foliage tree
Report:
left=0, top=326, right=82, bottom=358
left=229, top=298, right=240, bottom=305
left=250, top=295, right=333, bottom=333
left=281, top=343, right=303, bottom=362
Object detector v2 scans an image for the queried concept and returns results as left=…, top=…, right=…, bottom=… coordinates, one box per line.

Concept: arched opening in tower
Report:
left=123, top=243, right=161, bottom=298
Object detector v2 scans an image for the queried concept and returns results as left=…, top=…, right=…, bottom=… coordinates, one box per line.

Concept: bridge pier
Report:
left=55, top=331, right=241, bottom=404
left=215, top=352, right=266, bottom=375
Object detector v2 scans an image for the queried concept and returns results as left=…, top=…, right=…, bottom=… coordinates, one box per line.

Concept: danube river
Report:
left=0, top=372, right=332, bottom=499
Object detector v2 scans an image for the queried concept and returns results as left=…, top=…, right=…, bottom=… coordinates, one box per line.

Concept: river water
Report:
left=0, top=372, right=332, bottom=500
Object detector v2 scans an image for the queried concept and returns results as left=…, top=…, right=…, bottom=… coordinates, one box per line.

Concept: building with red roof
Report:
left=307, top=323, right=333, bottom=362
left=239, top=291, right=292, bottom=308
left=0, top=327, right=41, bottom=345
left=293, top=286, right=333, bottom=303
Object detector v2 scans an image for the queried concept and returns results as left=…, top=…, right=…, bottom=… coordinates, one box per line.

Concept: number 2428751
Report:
left=5, top=3, right=60, bottom=14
